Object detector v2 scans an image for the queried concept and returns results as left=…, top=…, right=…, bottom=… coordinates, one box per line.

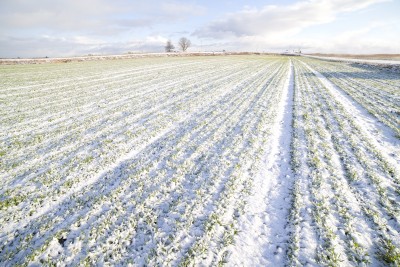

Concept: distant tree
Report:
left=165, top=40, right=175, bottom=52
left=178, top=37, right=191, bottom=52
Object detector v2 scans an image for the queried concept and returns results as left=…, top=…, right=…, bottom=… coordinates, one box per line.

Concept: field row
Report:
left=1, top=56, right=289, bottom=265
left=0, top=55, right=399, bottom=266
left=287, top=59, right=400, bottom=266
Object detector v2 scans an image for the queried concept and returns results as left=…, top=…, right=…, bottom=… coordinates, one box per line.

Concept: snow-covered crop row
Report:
left=287, top=59, right=400, bottom=266
left=1, top=56, right=290, bottom=265
left=1, top=55, right=399, bottom=266
left=299, top=57, right=400, bottom=137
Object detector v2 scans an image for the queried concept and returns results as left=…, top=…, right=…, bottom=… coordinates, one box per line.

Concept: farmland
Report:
left=0, top=55, right=399, bottom=266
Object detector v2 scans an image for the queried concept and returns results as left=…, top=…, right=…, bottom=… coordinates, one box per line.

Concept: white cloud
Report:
left=145, top=35, right=168, bottom=44
left=0, top=34, right=171, bottom=58
left=0, top=0, right=206, bottom=35
left=158, top=2, right=206, bottom=18
left=0, top=0, right=397, bottom=57
left=0, top=0, right=117, bottom=32
left=0, top=0, right=207, bottom=57
left=194, top=0, right=388, bottom=39
left=212, top=21, right=400, bottom=54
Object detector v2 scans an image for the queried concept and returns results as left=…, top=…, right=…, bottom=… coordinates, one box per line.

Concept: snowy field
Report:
left=0, top=55, right=399, bottom=266
left=304, top=55, right=400, bottom=66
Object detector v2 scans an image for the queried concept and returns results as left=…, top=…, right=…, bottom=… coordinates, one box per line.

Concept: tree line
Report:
left=165, top=37, right=191, bottom=52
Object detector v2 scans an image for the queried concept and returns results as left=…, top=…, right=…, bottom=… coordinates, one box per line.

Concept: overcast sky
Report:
left=0, top=0, right=399, bottom=58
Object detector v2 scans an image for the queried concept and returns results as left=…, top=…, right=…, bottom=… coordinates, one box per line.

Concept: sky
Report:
left=0, top=0, right=399, bottom=58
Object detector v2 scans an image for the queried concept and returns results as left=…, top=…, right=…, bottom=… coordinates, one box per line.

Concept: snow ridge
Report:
left=301, top=61, right=400, bottom=168
left=228, top=59, right=295, bottom=265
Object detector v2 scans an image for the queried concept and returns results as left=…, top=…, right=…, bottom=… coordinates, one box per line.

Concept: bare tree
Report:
left=165, top=40, right=175, bottom=52
left=178, top=37, right=191, bottom=52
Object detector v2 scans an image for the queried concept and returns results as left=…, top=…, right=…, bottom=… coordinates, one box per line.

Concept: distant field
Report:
left=0, top=52, right=275, bottom=65
left=309, top=53, right=400, bottom=61
left=1, top=55, right=399, bottom=266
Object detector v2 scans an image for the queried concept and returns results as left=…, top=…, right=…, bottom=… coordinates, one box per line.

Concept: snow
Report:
left=1, top=55, right=399, bottom=266
left=228, top=59, right=294, bottom=265
left=303, top=55, right=400, bottom=66
left=301, top=61, right=400, bottom=168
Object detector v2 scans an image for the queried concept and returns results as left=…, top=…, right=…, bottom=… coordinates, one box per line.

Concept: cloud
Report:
left=0, top=0, right=117, bottom=33
left=0, top=0, right=397, bottom=57
left=116, top=18, right=156, bottom=28
left=316, top=21, right=400, bottom=53
left=0, top=0, right=207, bottom=57
left=194, top=0, right=388, bottom=39
left=157, top=2, right=206, bottom=18
left=0, top=0, right=206, bottom=35
left=209, top=21, right=400, bottom=54
left=0, top=34, right=170, bottom=58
